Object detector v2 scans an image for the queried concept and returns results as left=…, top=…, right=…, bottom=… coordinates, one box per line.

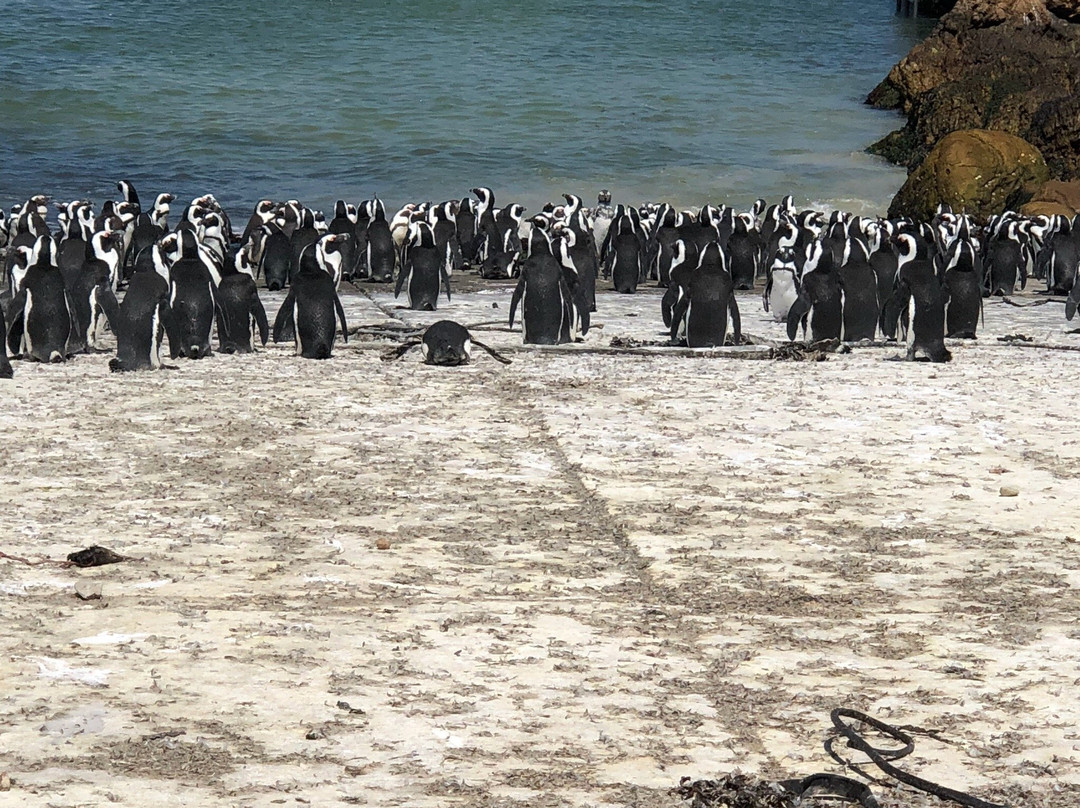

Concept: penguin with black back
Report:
left=272, top=255, right=349, bottom=359
left=604, top=206, right=645, bottom=293
left=984, top=221, right=1027, bottom=297
left=509, top=227, right=573, bottom=344
left=396, top=222, right=451, bottom=311
left=7, top=236, right=73, bottom=363
left=215, top=244, right=269, bottom=354
left=166, top=230, right=219, bottom=359
left=382, top=320, right=512, bottom=366
left=786, top=240, right=842, bottom=342
left=109, top=243, right=171, bottom=372
left=456, top=197, right=479, bottom=265
left=259, top=222, right=294, bottom=291
left=65, top=229, right=123, bottom=354
left=881, top=233, right=951, bottom=362
left=365, top=199, right=396, bottom=283
left=941, top=237, right=983, bottom=339
left=838, top=237, right=879, bottom=341
left=669, top=241, right=741, bottom=348
left=727, top=213, right=759, bottom=290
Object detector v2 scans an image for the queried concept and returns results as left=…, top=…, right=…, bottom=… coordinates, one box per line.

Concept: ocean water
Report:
left=0, top=1, right=932, bottom=219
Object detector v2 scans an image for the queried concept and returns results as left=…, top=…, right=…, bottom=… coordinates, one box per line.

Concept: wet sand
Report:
left=1, top=282, right=1078, bottom=807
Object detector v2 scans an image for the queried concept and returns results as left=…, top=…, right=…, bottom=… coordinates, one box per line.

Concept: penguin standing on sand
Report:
left=109, top=245, right=170, bottom=372
left=763, top=247, right=799, bottom=322
left=215, top=254, right=269, bottom=355
left=166, top=230, right=219, bottom=359
left=983, top=222, right=1027, bottom=296
left=882, top=233, right=951, bottom=362
left=669, top=241, right=741, bottom=348
left=941, top=237, right=982, bottom=339
left=509, top=228, right=574, bottom=345
left=786, top=241, right=842, bottom=342
left=838, top=238, right=879, bottom=341
left=604, top=206, right=645, bottom=293
left=396, top=222, right=451, bottom=311
left=7, top=236, right=73, bottom=363
left=272, top=261, right=349, bottom=359
left=365, top=199, right=396, bottom=283
left=727, top=213, right=759, bottom=290
left=65, top=229, right=124, bottom=354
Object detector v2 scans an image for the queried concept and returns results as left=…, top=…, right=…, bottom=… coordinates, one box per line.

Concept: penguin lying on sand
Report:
left=382, top=320, right=511, bottom=366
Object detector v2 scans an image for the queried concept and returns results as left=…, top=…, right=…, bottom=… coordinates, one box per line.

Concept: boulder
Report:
left=888, top=129, right=1049, bottom=221
left=1020, top=179, right=1080, bottom=216
left=868, top=0, right=1080, bottom=180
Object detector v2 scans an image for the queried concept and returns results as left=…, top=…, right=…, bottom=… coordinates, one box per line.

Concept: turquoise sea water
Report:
left=0, top=1, right=932, bottom=217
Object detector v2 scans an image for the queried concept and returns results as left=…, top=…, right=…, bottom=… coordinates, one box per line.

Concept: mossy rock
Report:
left=1020, top=179, right=1080, bottom=216
left=888, top=129, right=1050, bottom=221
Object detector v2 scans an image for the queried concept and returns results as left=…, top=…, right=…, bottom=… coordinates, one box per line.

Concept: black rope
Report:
left=828, top=709, right=1008, bottom=808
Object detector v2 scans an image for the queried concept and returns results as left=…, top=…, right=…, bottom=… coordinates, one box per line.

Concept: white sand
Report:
left=0, top=283, right=1077, bottom=807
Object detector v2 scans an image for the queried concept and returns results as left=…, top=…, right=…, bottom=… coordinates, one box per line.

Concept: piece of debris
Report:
left=674, top=773, right=795, bottom=808
left=988, top=466, right=1008, bottom=474
left=75, top=582, right=102, bottom=601
left=375, top=538, right=391, bottom=550
left=1000, top=485, right=1019, bottom=497
left=337, top=701, right=366, bottom=715
left=305, top=726, right=327, bottom=740
left=0, top=772, right=10, bottom=791
left=67, top=546, right=127, bottom=568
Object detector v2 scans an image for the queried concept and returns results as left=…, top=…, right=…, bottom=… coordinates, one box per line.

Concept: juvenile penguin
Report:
left=786, top=240, right=842, bottom=342
left=882, top=234, right=951, bottom=362
left=509, top=228, right=574, bottom=345
left=272, top=263, right=349, bottom=359
left=396, top=222, right=451, bottom=311
left=669, top=241, right=741, bottom=348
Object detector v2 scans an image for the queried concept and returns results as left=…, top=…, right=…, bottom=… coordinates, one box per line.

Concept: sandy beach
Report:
left=1, top=283, right=1078, bottom=807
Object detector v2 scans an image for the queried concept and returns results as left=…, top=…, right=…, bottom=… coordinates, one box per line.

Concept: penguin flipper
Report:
left=441, top=266, right=452, bottom=303
left=251, top=289, right=269, bottom=346
left=881, top=281, right=911, bottom=341
left=669, top=294, right=689, bottom=343
left=380, top=340, right=420, bottom=361
left=728, top=295, right=742, bottom=346
left=1066, top=281, right=1079, bottom=320
left=786, top=293, right=810, bottom=342
left=334, top=293, right=349, bottom=343
left=272, top=291, right=296, bottom=343
left=471, top=339, right=512, bottom=365
left=762, top=274, right=772, bottom=312
left=96, top=285, right=120, bottom=334
left=7, top=290, right=26, bottom=357
left=394, top=266, right=407, bottom=299
left=508, top=276, right=525, bottom=330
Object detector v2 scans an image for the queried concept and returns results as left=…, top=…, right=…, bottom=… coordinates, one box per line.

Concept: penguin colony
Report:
left=1, top=182, right=1078, bottom=377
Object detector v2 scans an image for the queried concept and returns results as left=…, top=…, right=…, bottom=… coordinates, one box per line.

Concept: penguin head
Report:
left=562, top=193, right=582, bottom=216
left=752, top=198, right=766, bottom=219
left=408, top=221, right=437, bottom=249
left=92, top=229, right=125, bottom=260
left=894, top=233, right=918, bottom=267
left=670, top=239, right=690, bottom=272
left=597, top=189, right=612, bottom=205
left=30, top=235, right=58, bottom=269
left=697, top=241, right=727, bottom=274
left=178, top=229, right=201, bottom=260
left=9, top=246, right=33, bottom=292
left=471, top=187, right=494, bottom=213
left=234, top=244, right=256, bottom=277
left=313, top=211, right=328, bottom=233
left=527, top=225, right=552, bottom=257
left=802, top=240, right=833, bottom=276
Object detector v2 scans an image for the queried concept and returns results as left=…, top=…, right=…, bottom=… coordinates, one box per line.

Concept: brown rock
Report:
left=868, top=0, right=1080, bottom=180
left=889, top=130, right=1049, bottom=221
left=1020, top=179, right=1080, bottom=215
left=375, top=537, right=391, bottom=550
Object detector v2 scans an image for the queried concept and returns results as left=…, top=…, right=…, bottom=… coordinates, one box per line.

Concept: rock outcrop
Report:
left=888, top=129, right=1049, bottom=221
left=869, top=0, right=1080, bottom=183
left=1020, top=179, right=1080, bottom=217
